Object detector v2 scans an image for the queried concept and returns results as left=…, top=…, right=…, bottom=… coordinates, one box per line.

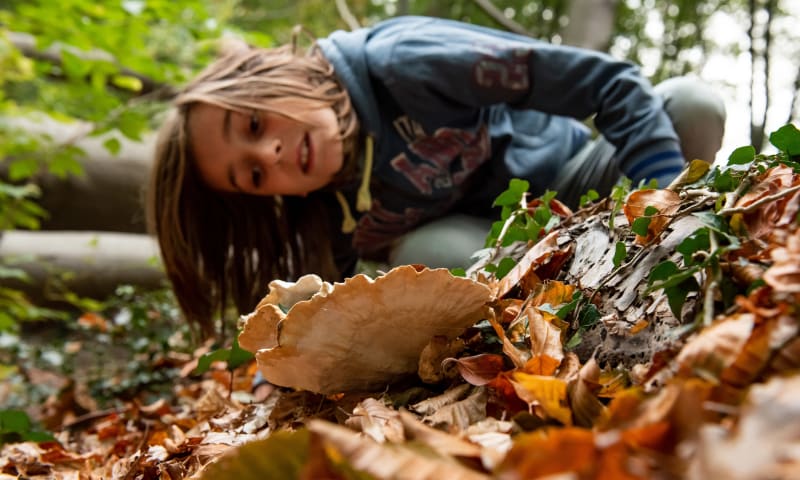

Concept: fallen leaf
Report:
left=623, top=189, right=681, bottom=244
left=418, top=336, right=465, bottom=384
left=567, top=358, right=609, bottom=428
left=510, top=373, right=572, bottom=426
left=675, top=314, right=755, bottom=380
left=422, top=387, right=488, bottom=432
left=445, top=354, right=507, bottom=386
left=308, top=420, right=491, bottom=480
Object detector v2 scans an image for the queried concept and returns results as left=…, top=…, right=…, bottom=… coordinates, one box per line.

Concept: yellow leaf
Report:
left=510, top=372, right=572, bottom=425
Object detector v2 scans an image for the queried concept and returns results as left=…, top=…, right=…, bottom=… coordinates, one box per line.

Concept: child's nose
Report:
left=260, top=138, right=282, bottom=165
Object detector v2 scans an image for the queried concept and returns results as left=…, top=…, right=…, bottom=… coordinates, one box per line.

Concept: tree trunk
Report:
left=2, top=114, right=154, bottom=233
left=1, top=230, right=164, bottom=306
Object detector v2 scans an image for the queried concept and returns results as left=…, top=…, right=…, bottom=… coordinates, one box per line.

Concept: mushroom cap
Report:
left=239, top=265, right=492, bottom=394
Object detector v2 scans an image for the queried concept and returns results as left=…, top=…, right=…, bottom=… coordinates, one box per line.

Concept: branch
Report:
left=718, top=183, right=800, bottom=215
left=471, top=0, right=532, bottom=37
left=335, top=0, right=361, bottom=31
left=8, top=31, right=176, bottom=100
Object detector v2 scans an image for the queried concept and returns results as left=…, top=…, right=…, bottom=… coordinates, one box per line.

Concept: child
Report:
left=148, top=16, right=725, bottom=336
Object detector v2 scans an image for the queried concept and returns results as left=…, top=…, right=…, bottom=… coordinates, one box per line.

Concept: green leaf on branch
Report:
left=727, top=145, right=756, bottom=166
left=495, top=257, right=517, bottom=280
left=579, top=189, right=599, bottom=207
left=664, top=277, right=700, bottom=319
left=631, top=217, right=651, bottom=237
left=492, top=178, right=529, bottom=207
left=0, top=410, right=54, bottom=445
left=769, top=123, right=800, bottom=156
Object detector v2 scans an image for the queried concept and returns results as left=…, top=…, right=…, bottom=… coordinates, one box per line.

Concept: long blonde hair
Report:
left=148, top=37, right=359, bottom=337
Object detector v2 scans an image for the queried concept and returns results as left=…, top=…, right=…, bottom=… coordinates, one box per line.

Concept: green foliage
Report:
left=195, top=334, right=254, bottom=375
left=579, top=189, right=599, bottom=208
left=0, top=409, right=54, bottom=445
left=484, top=180, right=562, bottom=279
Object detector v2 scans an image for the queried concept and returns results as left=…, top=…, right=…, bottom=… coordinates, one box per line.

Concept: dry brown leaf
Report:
left=763, top=229, right=800, bottom=294
left=242, top=266, right=491, bottom=394
left=422, top=387, right=488, bottom=432
left=398, top=410, right=483, bottom=458
left=623, top=189, right=681, bottom=244
left=688, top=375, right=800, bottom=479
left=345, top=398, right=405, bottom=444
left=486, top=311, right=529, bottom=368
left=567, top=357, right=609, bottom=428
left=418, top=336, right=465, bottom=384
left=411, top=383, right=472, bottom=416
left=308, top=419, right=491, bottom=480
left=675, top=313, right=755, bottom=380
left=527, top=307, right=565, bottom=363
left=493, top=230, right=563, bottom=298
left=735, top=165, right=800, bottom=240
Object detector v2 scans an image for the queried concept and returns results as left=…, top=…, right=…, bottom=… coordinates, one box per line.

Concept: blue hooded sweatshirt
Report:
left=317, top=16, right=683, bottom=263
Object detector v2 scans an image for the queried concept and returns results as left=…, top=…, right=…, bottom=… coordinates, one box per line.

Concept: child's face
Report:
left=188, top=103, right=343, bottom=196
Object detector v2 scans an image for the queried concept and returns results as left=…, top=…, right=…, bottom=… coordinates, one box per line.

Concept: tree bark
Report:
left=0, top=230, right=164, bottom=305
left=1, top=114, right=154, bottom=233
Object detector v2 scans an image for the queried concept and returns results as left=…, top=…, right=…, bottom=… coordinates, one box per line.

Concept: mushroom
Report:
left=238, top=265, right=492, bottom=394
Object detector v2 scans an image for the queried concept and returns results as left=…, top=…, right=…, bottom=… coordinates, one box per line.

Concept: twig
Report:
left=718, top=183, right=800, bottom=215
left=472, top=0, right=532, bottom=36
left=702, top=232, right=719, bottom=327
left=335, top=0, right=361, bottom=31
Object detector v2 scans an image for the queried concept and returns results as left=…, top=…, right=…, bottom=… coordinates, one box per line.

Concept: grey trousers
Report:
left=389, top=76, right=727, bottom=270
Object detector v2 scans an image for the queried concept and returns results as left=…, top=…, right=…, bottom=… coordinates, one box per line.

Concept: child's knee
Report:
left=655, top=76, right=726, bottom=162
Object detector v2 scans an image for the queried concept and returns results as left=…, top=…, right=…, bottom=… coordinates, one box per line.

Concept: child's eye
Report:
left=249, top=112, right=261, bottom=135
left=251, top=166, right=262, bottom=188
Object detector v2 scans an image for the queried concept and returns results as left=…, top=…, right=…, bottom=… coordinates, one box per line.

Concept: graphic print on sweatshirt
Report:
left=352, top=116, right=491, bottom=253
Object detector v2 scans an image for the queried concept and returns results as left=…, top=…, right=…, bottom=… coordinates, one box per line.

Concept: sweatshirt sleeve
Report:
left=363, top=17, right=684, bottom=187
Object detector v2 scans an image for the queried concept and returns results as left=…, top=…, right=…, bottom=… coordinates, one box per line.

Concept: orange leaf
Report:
left=522, top=355, right=561, bottom=376
left=497, top=428, right=596, bottom=478
left=623, top=189, right=681, bottom=243
left=448, top=354, right=507, bottom=386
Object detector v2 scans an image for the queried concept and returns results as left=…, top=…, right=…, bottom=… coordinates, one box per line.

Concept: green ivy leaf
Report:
left=578, top=304, right=601, bottom=329
left=495, top=257, right=517, bottom=280
left=195, top=348, right=231, bottom=375
left=492, top=179, right=530, bottom=207
left=727, top=145, right=756, bottom=165
left=711, top=168, right=735, bottom=192
left=664, top=277, right=700, bottom=319
left=613, top=241, right=627, bottom=268
left=769, top=123, right=800, bottom=156
left=555, top=291, right=581, bottom=319
left=450, top=268, right=466, bottom=277
left=676, top=228, right=710, bottom=265
left=631, top=216, right=651, bottom=236
left=648, top=261, right=680, bottom=285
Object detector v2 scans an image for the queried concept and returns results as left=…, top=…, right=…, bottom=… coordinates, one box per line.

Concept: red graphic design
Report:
left=390, top=126, right=490, bottom=194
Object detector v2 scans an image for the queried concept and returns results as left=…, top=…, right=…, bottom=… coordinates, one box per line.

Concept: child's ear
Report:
left=216, top=36, right=251, bottom=57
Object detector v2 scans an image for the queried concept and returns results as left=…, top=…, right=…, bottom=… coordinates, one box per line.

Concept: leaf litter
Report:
left=3, top=152, right=800, bottom=479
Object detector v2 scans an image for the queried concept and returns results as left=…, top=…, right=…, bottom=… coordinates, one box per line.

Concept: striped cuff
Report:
left=624, top=149, right=684, bottom=188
